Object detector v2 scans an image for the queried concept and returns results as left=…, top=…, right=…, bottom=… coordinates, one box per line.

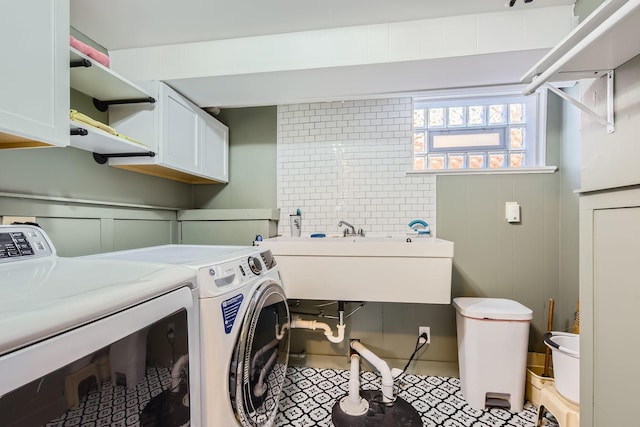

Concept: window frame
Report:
left=428, top=127, right=507, bottom=153
left=411, top=86, right=549, bottom=173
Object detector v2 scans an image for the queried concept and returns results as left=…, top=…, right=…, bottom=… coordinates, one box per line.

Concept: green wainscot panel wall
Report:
left=113, top=219, right=177, bottom=251
left=36, top=218, right=102, bottom=257
left=179, top=209, right=279, bottom=246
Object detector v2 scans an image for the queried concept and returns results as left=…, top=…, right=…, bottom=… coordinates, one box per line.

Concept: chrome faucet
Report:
left=338, top=220, right=356, bottom=236
left=338, top=220, right=365, bottom=237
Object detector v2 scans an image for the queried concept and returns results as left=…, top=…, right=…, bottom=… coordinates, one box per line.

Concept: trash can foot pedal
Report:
left=485, top=393, right=511, bottom=409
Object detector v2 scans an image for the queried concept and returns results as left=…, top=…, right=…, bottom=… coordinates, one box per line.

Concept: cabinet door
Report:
left=0, top=0, right=69, bottom=147
left=161, top=86, right=198, bottom=172
left=591, top=206, right=640, bottom=426
left=199, top=113, right=229, bottom=183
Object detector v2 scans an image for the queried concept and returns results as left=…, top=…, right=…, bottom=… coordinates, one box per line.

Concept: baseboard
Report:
left=289, top=352, right=459, bottom=378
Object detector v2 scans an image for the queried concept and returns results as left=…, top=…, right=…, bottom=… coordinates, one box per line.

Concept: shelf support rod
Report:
left=93, top=151, right=156, bottom=165
left=70, top=59, right=92, bottom=68
left=93, top=97, right=156, bottom=112
left=70, top=128, right=88, bottom=136
left=543, top=70, right=614, bottom=134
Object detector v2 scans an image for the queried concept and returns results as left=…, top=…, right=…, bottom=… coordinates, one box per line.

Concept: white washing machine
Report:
left=86, top=244, right=290, bottom=427
left=0, top=225, right=201, bottom=426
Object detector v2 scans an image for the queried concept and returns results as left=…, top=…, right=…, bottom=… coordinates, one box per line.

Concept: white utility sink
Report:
left=254, top=235, right=454, bottom=304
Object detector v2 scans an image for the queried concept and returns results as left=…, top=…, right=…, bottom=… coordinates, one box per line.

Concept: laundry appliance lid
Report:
left=83, top=244, right=261, bottom=268
left=0, top=257, right=196, bottom=356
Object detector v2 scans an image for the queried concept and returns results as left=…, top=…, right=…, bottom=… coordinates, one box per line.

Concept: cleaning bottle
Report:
left=290, top=209, right=301, bottom=237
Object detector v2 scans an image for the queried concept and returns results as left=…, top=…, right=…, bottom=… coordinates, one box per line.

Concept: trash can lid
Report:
left=453, top=297, right=533, bottom=320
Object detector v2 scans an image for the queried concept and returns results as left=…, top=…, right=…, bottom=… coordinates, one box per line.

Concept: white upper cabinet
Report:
left=0, top=0, right=69, bottom=148
left=109, top=81, right=229, bottom=184
left=162, top=88, right=199, bottom=173
left=200, top=113, right=229, bottom=183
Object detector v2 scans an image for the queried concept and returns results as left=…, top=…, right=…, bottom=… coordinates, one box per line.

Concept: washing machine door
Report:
left=230, top=280, right=289, bottom=426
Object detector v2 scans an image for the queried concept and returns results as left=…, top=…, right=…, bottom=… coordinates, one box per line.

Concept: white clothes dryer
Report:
left=86, top=244, right=290, bottom=427
left=0, top=225, right=201, bottom=426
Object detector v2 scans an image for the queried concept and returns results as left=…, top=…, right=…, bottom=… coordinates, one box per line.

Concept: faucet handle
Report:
left=357, top=228, right=365, bottom=236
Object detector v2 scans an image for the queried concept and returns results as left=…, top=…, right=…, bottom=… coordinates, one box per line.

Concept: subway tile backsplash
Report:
left=277, top=98, right=437, bottom=237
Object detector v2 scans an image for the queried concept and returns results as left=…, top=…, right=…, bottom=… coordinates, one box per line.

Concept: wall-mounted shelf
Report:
left=521, top=0, right=640, bottom=92
left=69, top=119, right=155, bottom=160
left=520, top=0, right=640, bottom=134
left=69, top=47, right=155, bottom=111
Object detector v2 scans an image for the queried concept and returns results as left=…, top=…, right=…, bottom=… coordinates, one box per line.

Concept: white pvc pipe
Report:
left=338, top=353, right=369, bottom=416
left=350, top=341, right=394, bottom=403
left=171, top=354, right=189, bottom=393
left=276, top=322, right=289, bottom=340
left=348, top=354, right=362, bottom=406
left=250, top=338, right=279, bottom=375
left=253, top=349, right=279, bottom=397
left=290, top=316, right=346, bottom=343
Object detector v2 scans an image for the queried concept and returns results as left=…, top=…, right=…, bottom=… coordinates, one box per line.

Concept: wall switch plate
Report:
left=505, top=202, right=520, bottom=223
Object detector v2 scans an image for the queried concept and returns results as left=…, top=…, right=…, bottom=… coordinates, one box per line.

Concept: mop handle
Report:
left=542, top=299, right=554, bottom=377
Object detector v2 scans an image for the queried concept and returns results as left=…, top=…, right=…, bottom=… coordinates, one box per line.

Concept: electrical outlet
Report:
left=419, top=326, right=431, bottom=344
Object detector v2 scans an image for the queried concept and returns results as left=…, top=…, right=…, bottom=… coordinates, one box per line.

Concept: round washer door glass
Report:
left=230, top=280, right=289, bottom=426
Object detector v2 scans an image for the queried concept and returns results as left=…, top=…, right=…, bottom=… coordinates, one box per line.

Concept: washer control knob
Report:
left=248, top=256, right=263, bottom=275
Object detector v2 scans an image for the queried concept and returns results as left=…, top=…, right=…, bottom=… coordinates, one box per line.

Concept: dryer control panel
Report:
left=196, top=249, right=279, bottom=298
left=0, top=225, right=54, bottom=263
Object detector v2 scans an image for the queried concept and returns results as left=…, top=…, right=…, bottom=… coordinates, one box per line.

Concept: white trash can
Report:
left=453, top=297, right=533, bottom=412
left=109, top=327, right=150, bottom=389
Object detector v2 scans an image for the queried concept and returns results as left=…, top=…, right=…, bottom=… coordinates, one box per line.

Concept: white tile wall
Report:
left=277, top=98, right=437, bottom=237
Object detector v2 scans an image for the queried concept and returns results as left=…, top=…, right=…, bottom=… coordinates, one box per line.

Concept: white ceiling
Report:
left=70, top=0, right=574, bottom=50
left=70, top=0, right=576, bottom=108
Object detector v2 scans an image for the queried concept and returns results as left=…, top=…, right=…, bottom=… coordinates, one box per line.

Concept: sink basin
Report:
left=254, top=235, right=454, bottom=304
left=257, top=235, right=452, bottom=256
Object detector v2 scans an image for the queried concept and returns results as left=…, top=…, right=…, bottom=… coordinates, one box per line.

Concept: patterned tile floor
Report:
left=46, top=367, right=178, bottom=427
left=276, top=366, right=559, bottom=427
left=44, top=365, right=558, bottom=427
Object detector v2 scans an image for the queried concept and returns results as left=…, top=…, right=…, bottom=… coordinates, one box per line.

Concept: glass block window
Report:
left=413, top=90, right=545, bottom=171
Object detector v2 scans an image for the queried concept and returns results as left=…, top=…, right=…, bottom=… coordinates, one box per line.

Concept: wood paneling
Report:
left=113, top=164, right=220, bottom=184
left=437, top=173, right=563, bottom=352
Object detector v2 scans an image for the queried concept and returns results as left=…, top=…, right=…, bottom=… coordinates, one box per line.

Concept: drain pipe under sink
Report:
left=290, top=315, right=346, bottom=343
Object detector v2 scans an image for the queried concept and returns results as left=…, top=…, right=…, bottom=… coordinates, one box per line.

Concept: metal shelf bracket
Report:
left=93, top=151, right=156, bottom=165
left=93, top=97, right=156, bottom=112
left=543, top=70, right=615, bottom=134
left=70, top=58, right=92, bottom=68
left=70, top=128, right=88, bottom=136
